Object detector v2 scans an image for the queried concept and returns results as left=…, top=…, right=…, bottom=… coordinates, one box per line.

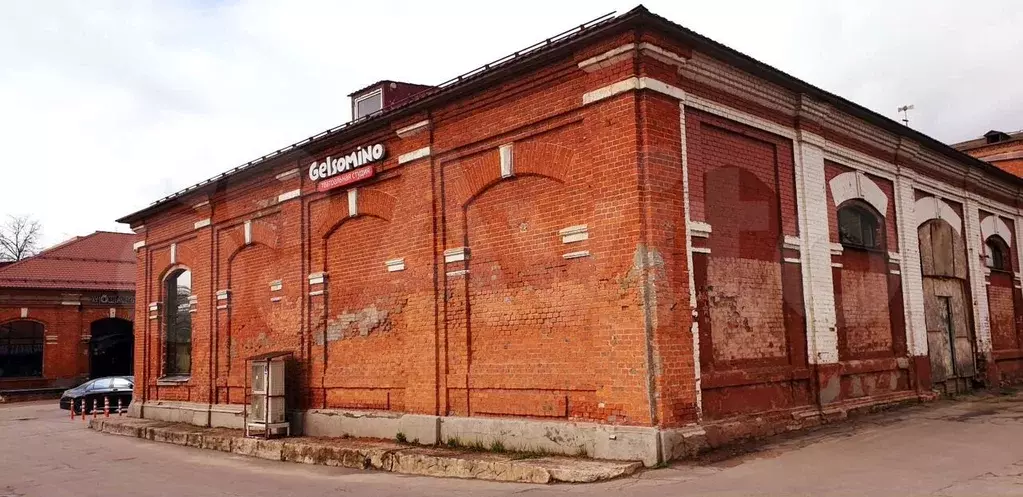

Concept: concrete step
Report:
left=88, top=417, right=640, bottom=484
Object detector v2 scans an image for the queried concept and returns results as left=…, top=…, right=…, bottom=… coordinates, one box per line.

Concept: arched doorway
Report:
left=918, top=218, right=975, bottom=393
left=90, top=318, right=133, bottom=378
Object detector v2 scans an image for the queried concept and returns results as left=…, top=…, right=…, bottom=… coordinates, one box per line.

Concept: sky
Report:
left=1, top=0, right=1021, bottom=247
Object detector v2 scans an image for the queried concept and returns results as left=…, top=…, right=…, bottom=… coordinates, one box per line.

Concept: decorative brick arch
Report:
left=829, top=171, right=888, bottom=216
left=224, top=219, right=281, bottom=264
left=0, top=317, right=49, bottom=329
left=914, top=196, right=962, bottom=235
left=155, top=242, right=199, bottom=283
left=318, top=187, right=396, bottom=239
left=449, top=141, right=574, bottom=207
left=981, top=215, right=1013, bottom=247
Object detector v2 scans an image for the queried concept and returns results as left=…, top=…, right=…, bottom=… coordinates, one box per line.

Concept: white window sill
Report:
left=156, top=376, right=191, bottom=386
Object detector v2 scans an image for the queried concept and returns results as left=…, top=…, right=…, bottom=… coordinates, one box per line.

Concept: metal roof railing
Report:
left=142, top=11, right=618, bottom=210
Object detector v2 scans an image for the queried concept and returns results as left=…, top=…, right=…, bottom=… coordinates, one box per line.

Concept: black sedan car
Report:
left=59, top=376, right=133, bottom=413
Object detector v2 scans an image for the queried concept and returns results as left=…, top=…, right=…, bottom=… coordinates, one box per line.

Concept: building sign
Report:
left=91, top=294, right=136, bottom=305
left=308, top=143, right=385, bottom=192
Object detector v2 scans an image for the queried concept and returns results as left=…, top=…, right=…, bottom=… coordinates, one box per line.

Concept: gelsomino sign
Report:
left=309, top=143, right=386, bottom=192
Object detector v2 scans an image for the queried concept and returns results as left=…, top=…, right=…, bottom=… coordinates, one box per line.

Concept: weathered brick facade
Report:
left=119, top=8, right=1023, bottom=465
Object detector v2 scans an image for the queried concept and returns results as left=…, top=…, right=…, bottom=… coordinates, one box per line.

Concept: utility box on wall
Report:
left=245, top=351, right=291, bottom=438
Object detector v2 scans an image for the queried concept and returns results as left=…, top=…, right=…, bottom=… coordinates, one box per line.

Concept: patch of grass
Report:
left=395, top=432, right=408, bottom=444
left=489, top=440, right=506, bottom=453
left=507, top=446, right=554, bottom=460
left=445, top=437, right=463, bottom=449
left=412, top=438, right=420, bottom=445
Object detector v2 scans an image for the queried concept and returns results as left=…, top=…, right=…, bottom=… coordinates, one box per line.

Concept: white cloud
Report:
left=1, top=0, right=1020, bottom=246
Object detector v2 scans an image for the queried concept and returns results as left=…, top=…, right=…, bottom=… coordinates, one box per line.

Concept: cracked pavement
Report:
left=3, top=391, right=1023, bottom=496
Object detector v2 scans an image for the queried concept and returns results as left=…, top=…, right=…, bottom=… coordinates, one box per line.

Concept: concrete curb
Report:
left=88, top=418, right=640, bottom=484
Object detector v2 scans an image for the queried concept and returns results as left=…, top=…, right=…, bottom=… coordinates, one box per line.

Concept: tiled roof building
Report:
left=0, top=232, right=136, bottom=395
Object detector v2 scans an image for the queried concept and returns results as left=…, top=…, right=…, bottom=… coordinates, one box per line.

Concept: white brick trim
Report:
left=980, top=215, right=1013, bottom=246
left=275, top=168, right=300, bottom=181
left=308, top=272, right=326, bottom=285
left=244, top=220, right=253, bottom=245
left=396, top=120, right=430, bottom=138
left=20, top=308, right=28, bottom=318
left=964, top=199, right=991, bottom=354
left=348, top=189, right=358, bottom=217
left=562, top=250, right=590, bottom=259
left=896, top=177, right=928, bottom=356
left=385, top=258, right=406, bottom=272
left=783, top=235, right=801, bottom=252
left=689, top=221, right=711, bottom=238
left=444, top=247, right=468, bottom=263
left=691, top=247, right=711, bottom=254
left=194, top=218, right=211, bottom=230
left=578, top=43, right=636, bottom=72
left=583, top=78, right=639, bottom=105
left=133, top=240, right=146, bottom=251
left=637, top=42, right=689, bottom=69
left=500, top=143, right=514, bottom=178
left=277, top=188, right=301, bottom=203
left=914, top=197, right=963, bottom=235
left=170, top=243, right=177, bottom=264
left=679, top=101, right=702, bottom=420
left=582, top=77, right=686, bottom=105
left=397, top=146, right=431, bottom=164
left=829, top=171, right=889, bottom=215
left=559, top=225, right=588, bottom=244
left=794, top=128, right=838, bottom=364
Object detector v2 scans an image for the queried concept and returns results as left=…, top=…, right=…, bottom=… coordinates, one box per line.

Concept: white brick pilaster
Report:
left=1016, top=217, right=1023, bottom=280
left=964, top=199, right=992, bottom=353
left=679, top=101, right=702, bottom=419
left=895, top=177, right=928, bottom=356
left=794, top=130, right=838, bottom=364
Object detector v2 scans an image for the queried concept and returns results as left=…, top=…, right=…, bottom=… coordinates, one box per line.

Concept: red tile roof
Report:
left=0, top=231, right=135, bottom=291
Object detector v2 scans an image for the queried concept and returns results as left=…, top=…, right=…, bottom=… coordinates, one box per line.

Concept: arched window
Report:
left=0, top=321, right=44, bottom=378
left=164, top=268, right=192, bottom=376
left=986, top=236, right=1011, bottom=271
left=838, top=203, right=882, bottom=250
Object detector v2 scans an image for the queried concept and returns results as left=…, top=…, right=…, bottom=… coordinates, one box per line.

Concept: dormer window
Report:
left=353, top=89, right=383, bottom=120
left=984, top=130, right=1012, bottom=144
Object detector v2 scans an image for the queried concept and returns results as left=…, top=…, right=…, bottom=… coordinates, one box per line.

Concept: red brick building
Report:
left=0, top=232, right=135, bottom=397
left=954, top=129, right=1023, bottom=177
left=118, top=7, right=1023, bottom=465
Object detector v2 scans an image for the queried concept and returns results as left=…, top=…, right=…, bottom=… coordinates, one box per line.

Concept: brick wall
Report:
left=126, top=16, right=1023, bottom=437
left=0, top=289, right=135, bottom=390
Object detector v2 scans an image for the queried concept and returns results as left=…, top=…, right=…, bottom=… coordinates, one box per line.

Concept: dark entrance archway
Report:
left=89, top=318, right=133, bottom=378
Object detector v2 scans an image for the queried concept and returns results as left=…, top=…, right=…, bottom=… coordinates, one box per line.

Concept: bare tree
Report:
left=0, top=215, right=43, bottom=262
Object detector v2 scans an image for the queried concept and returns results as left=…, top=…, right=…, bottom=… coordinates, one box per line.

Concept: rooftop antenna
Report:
left=897, top=104, right=914, bottom=126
